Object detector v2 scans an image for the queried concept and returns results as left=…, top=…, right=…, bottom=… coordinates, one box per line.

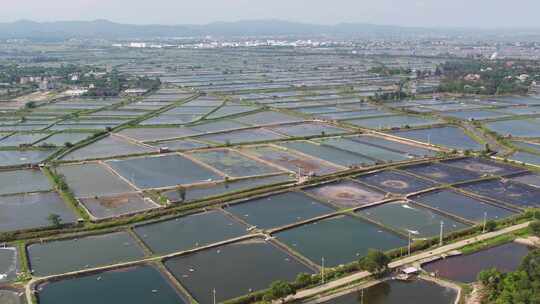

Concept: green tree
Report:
left=358, top=249, right=391, bottom=274
left=295, top=272, right=312, bottom=287
left=267, top=280, right=295, bottom=302
left=485, top=220, right=497, bottom=232
left=530, top=221, right=540, bottom=237
left=47, top=213, right=62, bottom=228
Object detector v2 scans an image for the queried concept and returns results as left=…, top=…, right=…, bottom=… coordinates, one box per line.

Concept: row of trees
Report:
left=264, top=250, right=390, bottom=302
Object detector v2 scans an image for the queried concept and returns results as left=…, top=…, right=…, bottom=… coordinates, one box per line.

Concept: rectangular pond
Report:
left=0, top=247, right=18, bottom=283
left=389, top=126, right=483, bottom=151
left=357, top=201, right=470, bottom=238
left=56, top=163, right=137, bottom=198
left=0, top=168, right=52, bottom=195
left=79, top=193, right=159, bottom=220
left=399, top=162, right=482, bottom=184
left=275, top=215, right=407, bottom=267
left=162, top=174, right=293, bottom=203
left=107, top=154, right=222, bottom=189
left=226, top=192, right=335, bottom=229
left=317, top=137, right=410, bottom=163
left=37, top=264, right=185, bottom=304
left=188, top=149, right=282, bottom=178
left=457, top=179, right=540, bottom=208
left=305, top=180, right=386, bottom=208
left=280, top=141, right=375, bottom=168
left=134, top=210, right=247, bottom=254
left=244, top=145, right=342, bottom=176
left=355, top=171, right=437, bottom=195
left=321, top=279, right=457, bottom=304
left=346, top=115, right=440, bottom=130
left=422, top=242, right=530, bottom=283
left=196, top=128, right=285, bottom=145
left=164, top=239, right=312, bottom=303
left=441, top=158, right=526, bottom=176
left=0, top=191, right=77, bottom=232
left=410, top=189, right=517, bottom=223
left=28, top=231, right=145, bottom=276
left=61, top=135, right=155, bottom=161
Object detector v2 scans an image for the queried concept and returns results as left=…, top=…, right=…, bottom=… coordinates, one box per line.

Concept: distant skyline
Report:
left=2, top=0, right=540, bottom=29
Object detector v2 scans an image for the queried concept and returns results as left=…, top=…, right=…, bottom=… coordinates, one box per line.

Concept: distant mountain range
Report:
left=0, top=19, right=537, bottom=40
left=0, top=19, right=446, bottom=40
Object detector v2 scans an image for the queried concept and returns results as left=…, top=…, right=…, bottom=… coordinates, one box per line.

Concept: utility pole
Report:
left=483, top=212, right=487, bottom=233
left=408, top=231, right=411, bottom=256
left=321, top=257, right=325, bottom=284
left=213, top=288, right=216, bottom=304
left=439, top=221, right=444, bottom=246
left=360, top=288, right=364, bottom=304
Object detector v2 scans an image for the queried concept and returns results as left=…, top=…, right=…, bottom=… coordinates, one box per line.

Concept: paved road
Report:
left=286, top=221, right=531, bottom=302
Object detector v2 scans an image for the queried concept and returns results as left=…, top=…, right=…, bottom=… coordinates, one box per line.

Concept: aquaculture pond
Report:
left=0, top=192, right=76, bottom=232
left=38, top=132, right=92, bottom=147
left=56, top=163, right=136, bottom=198
left=280, top=141, right=375, bottom=167
left=317, top=137, right=410, bottom=163
left=0, top=169, right=51, bottom=195
left=231, top=110, right=303, bottom=126
left=134, top=210, right=247, bottom=254
left=346, top=115, right=439, bottom=130
left=423, top=242, right=530, bottom=283
left=61, top=135, right=155, bottom=161
left=37, top=264, right=185, bottom=304
left=410, top=189, right=517, bottom=223
left=28, top=231, right=145, bottom=276
left=400, top=162, right=482, bottom=184
left=164, top=239, right=312, bottom=303
left=442, top=158, right=525, bottom=176
left=162, top=175, right=293, bottom=203
left=355, top=171, right=437, bottom=194
left=509, top=151, right=540, bottom=166
left=226, top=192, right=334, bottom=229
left=79, top=193, right=159, bottom=220
left=275, top=215, right=407, bottom=267
left=188, top=149, right=281, bottom=177
left=268, top=122, right=348, bottom=137
left=117, top=127, right=201, bottom=142
left=357, top=201, right=470, bottom=238
left=485, top=119, right=540, bottom=138
left=458, top=179, right=540, bottom=208
left=511, top=172, right=540, bottom=188
left=0, top=289, right=26, bottom=304
left=349, top=135, right=436, bottom=157
left=321, top=279, right=457, bottom=304
left=389, top=126, right=483, bottom=151
left=0, top=149, right=55, bottom=167
left=305, top=180, right=385, bottom=208
left=151, top=139, right=210, bottom=151
left=244, top=146, right=342, bottom=176
left=0, top=132, right=50, bottom=147
left=107, top=154, right=222, bottom=189
left=196, top=128, right=285, bottom=145
left=0, top=247, right=18, bottom=282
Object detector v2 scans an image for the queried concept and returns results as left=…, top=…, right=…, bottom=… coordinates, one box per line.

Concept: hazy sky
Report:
left=1, top=0, right=540, bottom=28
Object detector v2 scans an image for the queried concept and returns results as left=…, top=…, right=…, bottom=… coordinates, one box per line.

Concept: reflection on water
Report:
left=323, top=280, right=457, bottom=304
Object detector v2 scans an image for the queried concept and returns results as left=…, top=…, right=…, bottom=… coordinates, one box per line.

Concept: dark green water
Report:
left=135, top=210, right=247, bottom=254
left=357, top=202, right=470, bottom=238
left=164, top=239, right=312, bottom=303
left=276, top=215, right=407, bottom=267
left=322, top=280, right=457, bottom=304
left=28, top=231, right=145, bottom=276
left=226, top=191, right=335, bottom=229
left=37, top=265, right=185, bottom=304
